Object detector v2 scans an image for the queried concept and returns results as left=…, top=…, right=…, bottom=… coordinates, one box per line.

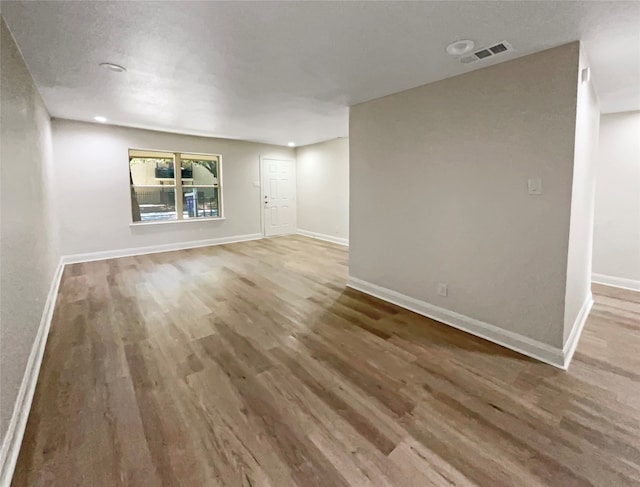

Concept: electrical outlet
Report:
left=437, top=283, right=448, bottom=297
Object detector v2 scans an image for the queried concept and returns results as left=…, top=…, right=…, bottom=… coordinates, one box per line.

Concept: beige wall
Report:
left=296, top=138, right=349, bottom=242
left=593, top=111, right=640, bottom=288
left=52, top=120, right=294, bottom=256
left=0, top=18, right=59, bottom=447
left=350, top=43, right=581, bottom=349
left=563, top=46, right=600, bottom=343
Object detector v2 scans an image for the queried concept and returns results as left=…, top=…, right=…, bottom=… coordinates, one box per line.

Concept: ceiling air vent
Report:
left=458, top=41, right=513, bottom=65
left=475, top=49, right=492, bottom=59
left=489, top=43, right=509, bottom=54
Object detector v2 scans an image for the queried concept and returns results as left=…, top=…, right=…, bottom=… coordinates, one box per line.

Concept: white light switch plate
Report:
left=528, top=178, right=542, bottom=195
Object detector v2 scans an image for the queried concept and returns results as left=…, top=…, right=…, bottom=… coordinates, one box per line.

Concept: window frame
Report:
left=129, top=148, right=224, bottom=225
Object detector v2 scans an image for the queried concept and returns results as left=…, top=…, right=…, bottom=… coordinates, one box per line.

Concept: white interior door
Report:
left=261, top=158, right=296, bottom=237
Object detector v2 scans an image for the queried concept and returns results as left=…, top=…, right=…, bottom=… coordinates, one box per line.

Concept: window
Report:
left=129, top=149, right=221, bottom=223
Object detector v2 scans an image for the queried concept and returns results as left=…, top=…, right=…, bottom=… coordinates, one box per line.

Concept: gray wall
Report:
left=296, top=138, right=349, bottom=241
left=593, top=111, right=640, bottom=287
left=350, top=43, right=581, bottom=348
left=52, top=120, right=294, bottom=256
left=0, top=17, right=59, bottom=446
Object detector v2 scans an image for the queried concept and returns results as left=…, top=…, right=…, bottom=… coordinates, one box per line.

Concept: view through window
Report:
left=129, top=149, right=221, bottom=223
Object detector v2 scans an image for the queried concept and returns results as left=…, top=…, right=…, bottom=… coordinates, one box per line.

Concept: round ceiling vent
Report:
left=446, top=40, right=475, bottom=56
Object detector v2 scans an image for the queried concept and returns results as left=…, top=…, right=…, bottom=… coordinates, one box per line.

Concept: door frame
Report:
left=259, top=156, right=297, bottom=237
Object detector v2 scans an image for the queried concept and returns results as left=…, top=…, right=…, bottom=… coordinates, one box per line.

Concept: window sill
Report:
left=130, top=217, right=226, bottom=227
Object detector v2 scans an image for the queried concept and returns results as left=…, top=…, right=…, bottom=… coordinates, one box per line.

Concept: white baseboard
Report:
left=61, top=233, right=263, bottom=264
left=562, top=294, right=594, bottom=369
left=347, top=276, right=568, bottom=369
left=0, top=260, right=65, bottom=486
left=592, top=273, right=640, bottom=292
left=297, top=229, right=349, bottom=246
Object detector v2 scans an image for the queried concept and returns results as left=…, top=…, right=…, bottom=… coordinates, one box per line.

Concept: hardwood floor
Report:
left=12, top=235, right=640, bottom=486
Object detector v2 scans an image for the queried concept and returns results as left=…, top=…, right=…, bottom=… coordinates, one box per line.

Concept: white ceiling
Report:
left=2, top=1, right=639, bottom=146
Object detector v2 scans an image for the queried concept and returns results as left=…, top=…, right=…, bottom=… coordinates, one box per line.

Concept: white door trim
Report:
left=259, top=156, right=297, bottom=237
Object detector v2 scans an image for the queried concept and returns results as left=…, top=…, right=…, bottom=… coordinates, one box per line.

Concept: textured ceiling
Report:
left=2, top=1, right=639, bottom=146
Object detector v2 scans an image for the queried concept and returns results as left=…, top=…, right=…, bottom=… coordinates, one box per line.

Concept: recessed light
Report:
left=99, top=62, right=127, bottom=73
left=287, top=142, right=295, bottom=147
left=446, top=40, right=475, bottom=56
left=94, top=116, right=107, bottom=123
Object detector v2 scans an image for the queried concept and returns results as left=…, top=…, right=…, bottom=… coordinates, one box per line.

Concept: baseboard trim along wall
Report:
left=61, top=233, right=263, bottom=264
left=297, top=229, right=349, bottom=246
left=592, top=273, right=640, bottom=292
left=347, top=276, right=589, bottom=370
left=0, top=261, right=65, bottom=487
left=562, top=294, right=594, bottom=369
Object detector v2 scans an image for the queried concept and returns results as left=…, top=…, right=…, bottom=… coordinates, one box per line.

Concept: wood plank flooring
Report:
left=12, top=235, right=640, bottom=486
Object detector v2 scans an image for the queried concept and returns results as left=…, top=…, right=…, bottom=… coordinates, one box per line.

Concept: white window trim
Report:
left=129, top=216, right=226, bottom=227
left=129, top=149, right=223, bottom=224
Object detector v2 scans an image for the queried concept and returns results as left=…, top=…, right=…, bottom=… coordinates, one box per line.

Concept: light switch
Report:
left=528, top=178, right=542, bottom=195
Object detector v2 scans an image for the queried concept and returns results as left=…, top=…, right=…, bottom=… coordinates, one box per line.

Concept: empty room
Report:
left=1, top=1, right=639, bottom=486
